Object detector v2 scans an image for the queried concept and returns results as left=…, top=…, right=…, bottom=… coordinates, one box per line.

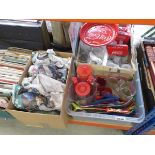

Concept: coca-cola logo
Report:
left=85, top=26, right=113, bottom=42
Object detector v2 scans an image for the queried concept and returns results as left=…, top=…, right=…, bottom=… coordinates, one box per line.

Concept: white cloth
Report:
left=31, top=74, right=66, bottom=110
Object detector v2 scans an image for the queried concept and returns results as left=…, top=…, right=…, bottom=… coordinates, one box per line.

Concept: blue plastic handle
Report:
left=88, top=96, right=119, bottom=105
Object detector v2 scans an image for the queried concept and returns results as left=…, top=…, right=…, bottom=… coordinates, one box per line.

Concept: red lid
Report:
left=75, top=82, right=91, bottom=97
left=77, top=64, right=93, bottom=78
left=80, top=23, right=118, bottom=47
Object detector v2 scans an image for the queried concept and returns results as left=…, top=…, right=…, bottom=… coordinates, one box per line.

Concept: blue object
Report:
left=23, top=92, right=37, bottom=101
left=126, top=108, right=155, bottom=135
left=89, top=96, right=119, bottom=105
left=103, top=94, right=118, bottom=99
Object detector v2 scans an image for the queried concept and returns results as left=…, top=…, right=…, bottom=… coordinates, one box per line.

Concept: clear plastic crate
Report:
left=66, top=69, right=145, bottom=123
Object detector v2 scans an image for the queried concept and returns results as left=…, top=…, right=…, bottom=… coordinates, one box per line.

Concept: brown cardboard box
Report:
left=7, top=47, right=33, bottom=84
left=69, top=22, right=137, bottom=80
left=0, top=47, right=32, bottom=119
left=7, top=51, right=72, bottom=128
left=0, top=47, right=32, bottom=84
left=75, top=47, right=137, bottom=80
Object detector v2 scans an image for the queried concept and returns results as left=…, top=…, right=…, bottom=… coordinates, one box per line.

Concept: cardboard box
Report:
left=69, top=22, right=137, bottom=80
left=76, top=47, right=136, bottom=80
left=0, top=47, right=32, bottom=90
left=0, top=47, right=32, bottom=84
left=7, top=51, right=72, bottom=128
left=0, top=47, right=32, bottom=119
left=7, top=47, right=33, bottom=84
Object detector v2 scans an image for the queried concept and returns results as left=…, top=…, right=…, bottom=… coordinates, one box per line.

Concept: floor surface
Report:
left=0, top=118, right=123, bottom=135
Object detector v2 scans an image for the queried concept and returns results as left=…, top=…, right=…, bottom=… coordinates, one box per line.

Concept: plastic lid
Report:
left=80, top=23, right=118, bottom=47
left=75, top=82, right=91, bottom=97
left=77, top=64, right=93, bottom=78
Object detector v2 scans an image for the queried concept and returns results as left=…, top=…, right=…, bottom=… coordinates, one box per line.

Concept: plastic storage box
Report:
left=66, top=68, right=145, bottom=123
